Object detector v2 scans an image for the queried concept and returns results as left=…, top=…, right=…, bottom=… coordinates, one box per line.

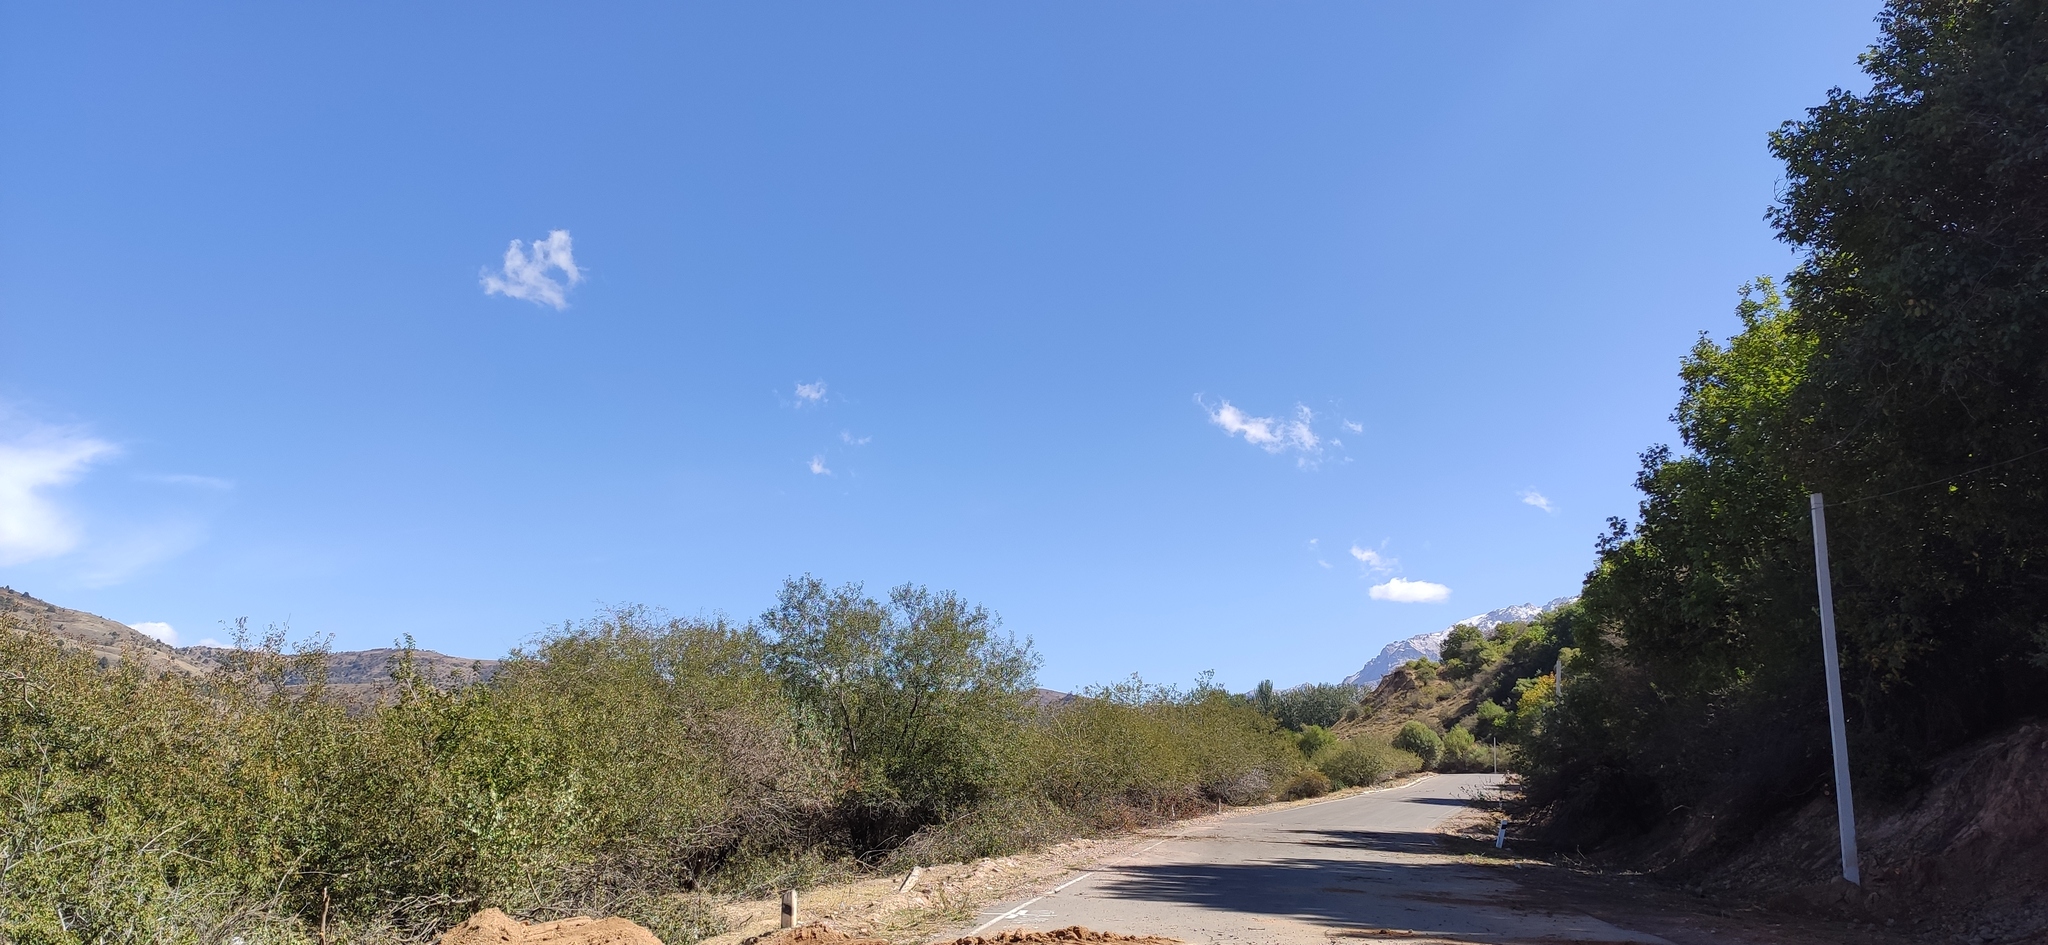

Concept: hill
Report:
left=0, top=586, right=496, bottom=695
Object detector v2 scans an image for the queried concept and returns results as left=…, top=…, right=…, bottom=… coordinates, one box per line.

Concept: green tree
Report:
left=760, top=577, right=1039, bottom=842
left=1294, top=724, right=1335, bottom=758
left=1525, top=0, right=2048, bottom=843
left=1440, top=624, right=1488, bottom=679
left=1393, top=721, right=1442, bottom=769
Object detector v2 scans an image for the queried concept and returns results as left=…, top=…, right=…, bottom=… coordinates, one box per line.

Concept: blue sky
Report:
left=1, top=2, right=1877, bottom=690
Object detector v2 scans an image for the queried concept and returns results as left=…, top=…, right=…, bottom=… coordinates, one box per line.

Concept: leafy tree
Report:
left=1294, top=724, right=1336, bottom=758
left=760, top=576, right=1039, bottom=841
left=1440, top=624, right=1488, bottom=679
left=1393, top=721, right=1442, bottom=768
left=1524, top=0, right=2048, bottom=843
left=1473, top=699, right=1508, bottom=738
left=1264, top=682, right=1360, bottom=731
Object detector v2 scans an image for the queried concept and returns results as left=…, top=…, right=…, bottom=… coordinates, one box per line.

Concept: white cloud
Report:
left=481, top=229, right=582, bottom=309
left=840, top=431, right=870, bottom=446
left=1199, top=397, right=1321, bottom=464
left=794, top=381, right=827, bottom=404
left=1519, top=489, right=1555, bottom=513
left=808, top=455, right=832, bottom=476
left=129, top=621, right=177, bottom=645
left=0, top=427, right=117, bottom=566
left=1343, top=420, right=1364, bottom=433
left=1369, top=577, right=1451, bottom=603
left=1349, top=545, right=1396, bottom=573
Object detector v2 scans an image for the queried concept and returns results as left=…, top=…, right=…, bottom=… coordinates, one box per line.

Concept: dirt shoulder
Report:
left=1434, top=804, right=1916, bottom=945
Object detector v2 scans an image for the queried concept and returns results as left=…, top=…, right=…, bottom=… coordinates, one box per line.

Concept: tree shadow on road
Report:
left=1083, top=831, right=1606, bottom=945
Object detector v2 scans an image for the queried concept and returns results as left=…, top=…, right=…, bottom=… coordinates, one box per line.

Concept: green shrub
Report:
left=1440, top=726, right=1492, bottom=771
left=1294, top=724, right=1335, bottom=757
left=1393, top=720, right=1443, bottom=768
left=0, top=580, right=1319, bottom=943
left=1473, top=699, right=1508, bottom=737
left=1313, top=739, right=1407, bottom=788
left=1280, top=769, right=1332, bottom=800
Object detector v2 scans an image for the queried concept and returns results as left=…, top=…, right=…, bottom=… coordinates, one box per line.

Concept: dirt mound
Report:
left=739, top=924, right=891, bottom=945
left=944, top=927, right=1182, bottom=945
left=439, top=908, right=663, bottom=945
left=1707, top=719, right=2048, bottom=940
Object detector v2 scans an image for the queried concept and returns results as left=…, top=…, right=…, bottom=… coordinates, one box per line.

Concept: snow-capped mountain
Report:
left=1339, top=597, right=1577, bottom=688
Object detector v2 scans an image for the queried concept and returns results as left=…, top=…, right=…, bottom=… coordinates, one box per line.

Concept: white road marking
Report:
left=1049, top=872, right=1094, bottom=893
left=969, top=896, right=1045, bottom=935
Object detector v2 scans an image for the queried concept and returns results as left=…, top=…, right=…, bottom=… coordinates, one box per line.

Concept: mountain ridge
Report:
left=0, top=586, right=496, bottom=694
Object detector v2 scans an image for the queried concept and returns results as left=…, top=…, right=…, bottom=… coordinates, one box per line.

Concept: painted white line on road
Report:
left=969, top=896, right=1044, bottom=935
left=1049, top=872, right=1094, bottom=893
left=1267, top=774, right=1440, bottom=813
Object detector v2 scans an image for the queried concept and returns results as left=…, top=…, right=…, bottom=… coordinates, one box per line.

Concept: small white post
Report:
left=781, top=889, right=797, bottom=928
left=1808, top=493, right=1862, bottom=885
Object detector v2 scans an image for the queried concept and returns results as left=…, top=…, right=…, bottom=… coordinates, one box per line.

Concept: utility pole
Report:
left=1808, top=493, right=1861, bottom=885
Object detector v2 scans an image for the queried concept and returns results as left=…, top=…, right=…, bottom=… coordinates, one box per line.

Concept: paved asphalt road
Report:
left=956, top=774, right=1669, bottom=945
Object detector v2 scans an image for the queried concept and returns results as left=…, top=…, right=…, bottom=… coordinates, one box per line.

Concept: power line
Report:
left=1830, top=443, right=2048, bottom=507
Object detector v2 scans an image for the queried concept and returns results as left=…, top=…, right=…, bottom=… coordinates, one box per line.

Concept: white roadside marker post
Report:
left=1808, top=493, right=1862, bottom=885
left=781, top=889, right=797, bottom=928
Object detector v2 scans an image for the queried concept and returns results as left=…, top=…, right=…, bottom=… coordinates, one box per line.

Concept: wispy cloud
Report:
left=1343, top=420, right=1364, bottom=434
left=75, top=518, right=206, bottom=587
left=1199, top=397, right=1321, bottom=465
left=808, top=456, right=832, bottom=476
left=481, top=229, right=582, bottom=309
left=1349, top=544, right=1396, bottom=573
left=1519, top=489, right=1555, bottom=513
left=0, top=425, right=117, bottom=566
left=1369, top=577, right=1451, bottom=603
left=840, top=431, right=870, bottom=446
left=129, top=621, right=177, bottom=645
left=139, top=473, right=234, bottom=490
left=794, top=381, right=828, bottom=405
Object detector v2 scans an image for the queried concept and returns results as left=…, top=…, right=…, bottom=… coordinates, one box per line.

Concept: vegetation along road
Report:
left=957, top=774, right=1664, bottom=945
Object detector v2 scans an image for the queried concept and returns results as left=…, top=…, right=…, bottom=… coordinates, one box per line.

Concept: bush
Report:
left=1393, top=721, right=1443, bottom=768
left=0, top=579, right=1318, bottom=943
left=1280, top=769, right=1332, bottom=800
left=1439, top=726, right=1491, bottom=772
left=1313, top=739, right=1407, bottom=788
left=1473, top=699, right=1508, bottom=737
left=1294, top=724, right=1335, bottom=757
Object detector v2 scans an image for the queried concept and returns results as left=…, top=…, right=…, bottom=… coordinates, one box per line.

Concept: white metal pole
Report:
left=1808, top=493, right=1861, bottom=885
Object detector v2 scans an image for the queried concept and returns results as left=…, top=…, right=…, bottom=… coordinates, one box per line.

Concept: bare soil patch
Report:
left=439, top=908, right=664, bottom=945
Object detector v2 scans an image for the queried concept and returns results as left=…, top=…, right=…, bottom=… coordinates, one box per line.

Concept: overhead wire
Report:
left=1828, top=443, right=2048, bottom=507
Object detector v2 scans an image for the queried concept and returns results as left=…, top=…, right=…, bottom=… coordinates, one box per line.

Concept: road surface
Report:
left=956, top=774, right=1669, bottom=945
